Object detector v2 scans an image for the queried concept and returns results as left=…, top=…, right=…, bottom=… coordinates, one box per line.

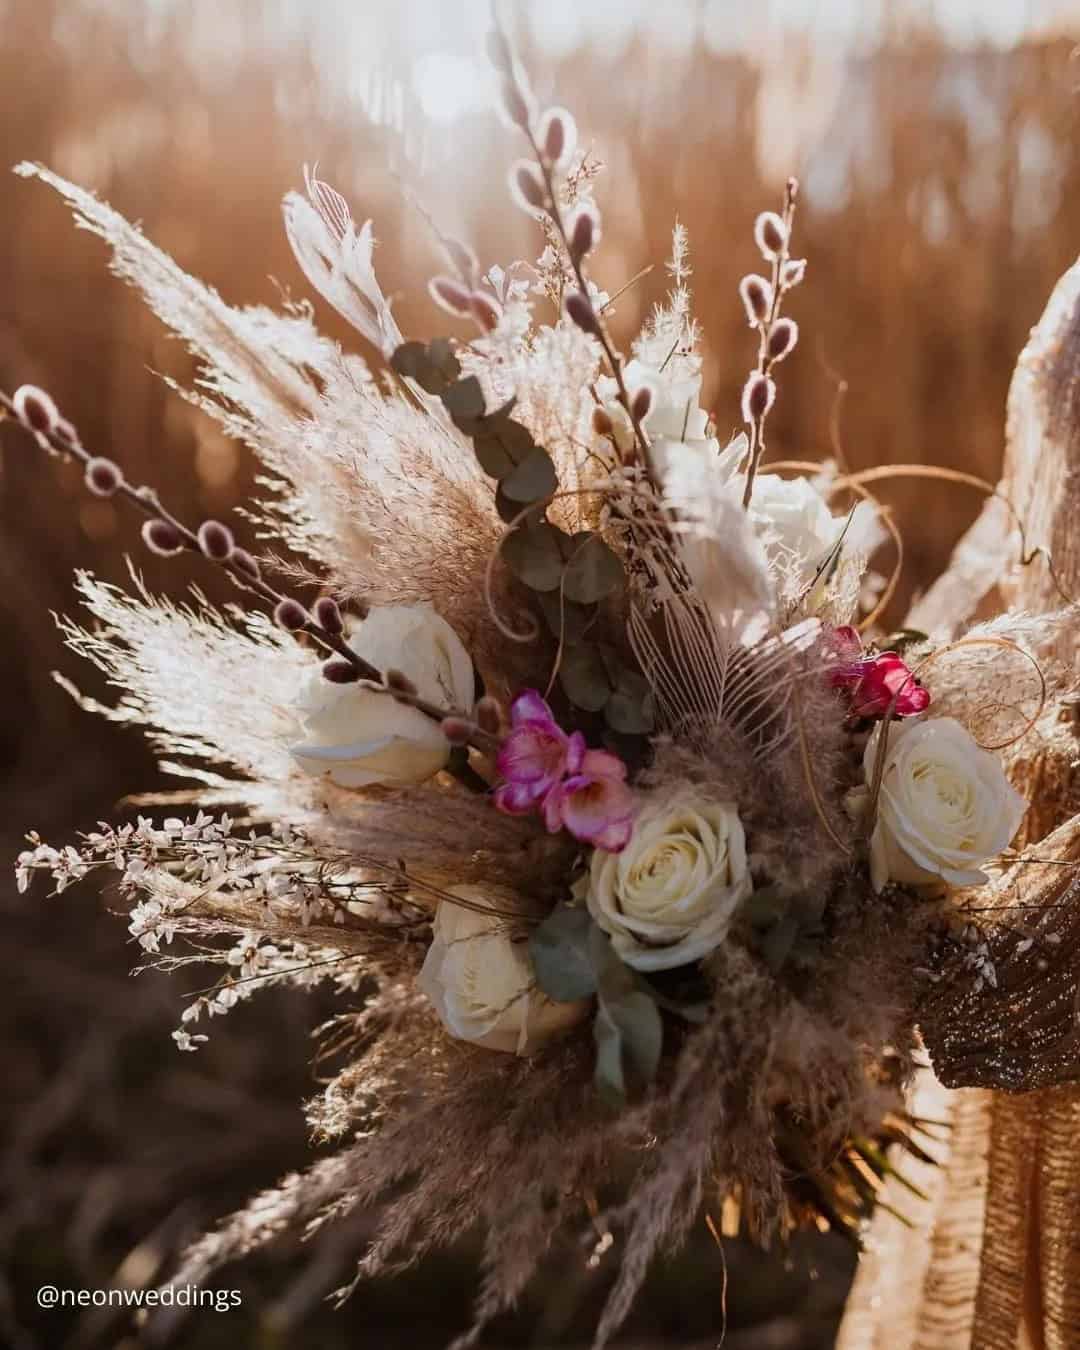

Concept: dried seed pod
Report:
left=568, top=203, right=600, bottom=261
left=428, top=276, right=473, bottom=317
left=322, top=657, right=360, bottom=684
left=754, top=210, right=787, bottom=259
left=313, top=596, right=344, bottom=635
left=197, top=519, right=235, bottom=561
left=741, top=373, right=776, bottom=423
left=738, top=274, right=772, bottom=326
left=564, top=290, right=598, bottom=335
left=538, top=106, right=577, bottom=169
left=509, top=160, right=547, bottom=214
left=767, top=318, right=799, bottom=362
left=231, top=548, right=261, bottom=581
left=384, top=668, right=418, bottom=699
left=630, top=383, right=654, bottom=422
left=141, top=518, right=185, bottom=557
left=470, top=291, right=502, bottom=334
left=274, top=598, right=309, bottom=632
left=440, top=716, right=472, bottom=746
left=12, top=384, right=59, bottom=435
left=592, top=406, right=614, bottom=437
left=85, top=456, right=123, bottom=498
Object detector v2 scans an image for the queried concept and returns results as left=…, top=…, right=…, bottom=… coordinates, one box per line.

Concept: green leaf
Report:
left=503, top=523, right=567, bottom=592
left=528, top=906, right=597, bottom=1002
left=592, top=990, right=663, bottom=1105
left=495, top=486, right=543, bottom=527
left=537, top=590, right=595, bottom=644
left=561, top=533, right=625, bottom=604
left=604, top=669, right=655, bottom=735
left=475, top=417, right=536, bottom=480
left=559, top=643, right=612, bottom=712
left=426, top=338, right=461, bottom=385
left=390, top=339, right=460, bottom=394
left=442, top=376, right=486, bottom=428
left=500, top=446, right=558, bottom=503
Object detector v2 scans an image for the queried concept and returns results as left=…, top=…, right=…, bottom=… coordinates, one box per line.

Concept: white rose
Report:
left=418, top=886, right=589, bottom=1055
left=598, top=359, right=719, bottom=481
left=585, top=797, right=752, bottom=971
left=745, top=474, right=846, bottom=596
left=865, top=716, right=1027, bottom=892
left=290, top=603, right=474, bottom=788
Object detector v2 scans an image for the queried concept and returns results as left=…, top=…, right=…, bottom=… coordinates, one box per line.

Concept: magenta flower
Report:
left=830, top=645, right=930, bottom=720
left=493, top=691, right=634, bottom=852
left=541, top=748, right=635, bottom=853
left=493, top=690, right=585, bottom=815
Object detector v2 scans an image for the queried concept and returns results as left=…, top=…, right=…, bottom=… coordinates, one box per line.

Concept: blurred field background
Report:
left=2, top=1, right=1079, bottom=1346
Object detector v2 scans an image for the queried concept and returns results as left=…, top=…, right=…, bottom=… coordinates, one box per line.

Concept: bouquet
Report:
left=8, top=24, right=1079, bottom=1347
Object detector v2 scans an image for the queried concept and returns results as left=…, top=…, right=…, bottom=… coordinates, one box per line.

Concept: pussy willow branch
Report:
left=742, top=178, right=799, bottom=510
left=0, top=389, right=496, bottom=753
left=516, top=116, right=661, bottom=491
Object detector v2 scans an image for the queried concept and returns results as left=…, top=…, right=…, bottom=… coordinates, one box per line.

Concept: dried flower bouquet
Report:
left=6, top=23, right=1079, bottom=1348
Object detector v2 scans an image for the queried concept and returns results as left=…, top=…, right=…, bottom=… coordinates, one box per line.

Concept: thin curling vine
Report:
left=0, top=384, right=497, bottom=756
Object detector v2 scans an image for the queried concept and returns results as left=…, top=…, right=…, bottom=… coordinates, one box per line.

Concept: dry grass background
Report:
left=1, top=2, right=1078, bottom=1346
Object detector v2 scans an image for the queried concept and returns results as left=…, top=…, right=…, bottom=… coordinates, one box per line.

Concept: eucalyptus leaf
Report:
left=475, top=417, right=536, bottom=479
left=559, top=643, right=612, bottom=712
left=500, top=446, right=558, bottom=503
left=605, top=681, right=655, bottom=734
left=593, top=1001, right=627, bottom=1105
left=528, top=906, right=597, bottom=1002
left=503, top=523, right=566, bottom=592
left=442, top=376, right=486, bottom=428
left=426, top=338, right=461, bottom=385
left=390, top=339, right=460, bottom=394
left=537, top=590, right=595, bottom=644
left=561, top=533, right=625, bottom=604
left=495, top=486, right=543, bottom=527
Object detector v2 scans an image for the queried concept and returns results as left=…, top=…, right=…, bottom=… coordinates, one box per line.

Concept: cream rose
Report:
left=865, top=716, right=1027, bottom=892
left=598, top=358, right=720, bottom=482
left=418, top=886, right=588, bottom=1055
left=290, top=603, right=474, bottom=788
left=745, top=473, right=846, bottom=596
left=585, top=797, right=752, bottom=970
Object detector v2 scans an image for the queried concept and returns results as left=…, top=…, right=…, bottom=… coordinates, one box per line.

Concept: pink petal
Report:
left=558, top=778, right=635, bottom=848
left=494, top=780, right=546, bottom=814
left=579, top=747, right=627, bottom=782
left=565, top=730, right=587, bottom=774
left=496, top=725, right=562, bottom=784
left=510, top=689, right=554, bottom=727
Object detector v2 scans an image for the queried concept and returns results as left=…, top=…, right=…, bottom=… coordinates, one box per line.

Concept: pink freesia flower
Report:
left=493, top=690, right=585, bottom=815
left=830, top=648, right=930, bottom=720
left=542, top=748, right=635, bottom=853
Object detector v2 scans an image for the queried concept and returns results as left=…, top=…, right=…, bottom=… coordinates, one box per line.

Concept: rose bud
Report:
left=498, top=76, right=534, bottom=133
left=630, top=383, right=655, bottom=423
left=592, top=406, right=614, bottom=438
left=475, top=695, right=503, bottom=735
